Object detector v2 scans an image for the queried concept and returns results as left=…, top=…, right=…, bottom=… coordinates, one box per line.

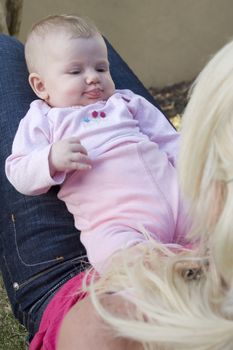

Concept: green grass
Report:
left=0, top=275, right=27, bottom=350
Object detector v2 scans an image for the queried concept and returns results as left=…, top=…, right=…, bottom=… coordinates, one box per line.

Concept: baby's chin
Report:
left=47, top=91, right=115, bottom=108
left=46, top=99, right=102, bottom=108
left=81, top=93, right=114, bottom=106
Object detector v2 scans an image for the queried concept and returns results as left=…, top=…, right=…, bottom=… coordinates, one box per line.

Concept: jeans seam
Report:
left=26, top=267, right=83, bottom=336
left=7, top=254, right=88, bottom=290
left=3, top=254, right=12, bottom=282
left=12, top=213, right=71, bottom=267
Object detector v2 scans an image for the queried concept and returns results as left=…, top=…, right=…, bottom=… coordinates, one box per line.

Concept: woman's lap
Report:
left=0, top=34, right=88, bottom=338
left=0, top=34, right=164, bottom=339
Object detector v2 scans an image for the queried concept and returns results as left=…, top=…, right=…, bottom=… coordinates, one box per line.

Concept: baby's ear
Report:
left=28, top=73, right=48, bottom=100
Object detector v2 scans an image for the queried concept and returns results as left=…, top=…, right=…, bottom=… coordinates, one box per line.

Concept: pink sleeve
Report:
left=5, top=101, right=66, bottom=195
left=124, top=90, right=180, bottom=166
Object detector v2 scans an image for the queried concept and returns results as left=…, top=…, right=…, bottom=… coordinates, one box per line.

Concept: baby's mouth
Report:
left=84, top=88, right=103, bottom=99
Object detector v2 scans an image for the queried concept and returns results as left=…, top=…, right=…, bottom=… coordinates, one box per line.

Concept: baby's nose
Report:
left=86, top=70, right=99, bottom=84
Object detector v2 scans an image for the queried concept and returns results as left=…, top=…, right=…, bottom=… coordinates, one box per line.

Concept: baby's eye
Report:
left=96, top=66, right=108, bottom=73
left=69, top=70, right=81, bottom=75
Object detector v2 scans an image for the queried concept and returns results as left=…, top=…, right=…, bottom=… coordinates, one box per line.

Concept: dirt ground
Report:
left=150, top=80, right=192, bottom=130
left=150, top=81, right=191, bottom=117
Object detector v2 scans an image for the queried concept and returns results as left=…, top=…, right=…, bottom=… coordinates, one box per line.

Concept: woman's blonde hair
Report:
left=179, top=38, right=233, bottom=284
left=25, top=14, right=99, bottom=73
left=87, top=39, right=233, bottom=349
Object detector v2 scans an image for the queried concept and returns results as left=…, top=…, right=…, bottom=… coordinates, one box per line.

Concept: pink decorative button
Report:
left=92, top=111, right=98, bottom=118
left=100, top=111, right=106, bottom=118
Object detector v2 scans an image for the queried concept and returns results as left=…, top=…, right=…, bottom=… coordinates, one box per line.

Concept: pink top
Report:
left=5, top=89, right=187, bottom=273
left=29, top=272, right=86, bottom=350
left=5, top=89, right=179, bottom=196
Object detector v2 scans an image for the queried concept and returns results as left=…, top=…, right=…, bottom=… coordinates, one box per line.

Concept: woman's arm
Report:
left=57, top=294, right=143, bottom=350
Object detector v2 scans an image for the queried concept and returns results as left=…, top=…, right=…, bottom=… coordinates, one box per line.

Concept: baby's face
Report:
left=40, top=33, right=115, bottom=107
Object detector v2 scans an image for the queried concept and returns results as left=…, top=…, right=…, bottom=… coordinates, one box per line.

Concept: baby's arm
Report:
left=5, top=106, right=56, bottom=195
left=125, top=90, right=180, bottom=166
left=5, top=102, right=90, bottom=195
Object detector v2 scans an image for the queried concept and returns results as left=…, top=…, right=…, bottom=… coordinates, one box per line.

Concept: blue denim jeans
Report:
left=0, top=34, right=170, bottom=341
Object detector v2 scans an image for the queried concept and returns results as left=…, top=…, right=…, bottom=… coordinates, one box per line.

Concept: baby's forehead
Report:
left=26, top=30, right=107, bottom=73
left=29, top=30, right=71, bottom=59
left=37, top=29, right=68, bottom=44
left=37, top=31, right=103, bottom=50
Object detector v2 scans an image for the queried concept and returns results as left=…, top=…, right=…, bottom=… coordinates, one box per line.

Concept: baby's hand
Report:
left=49, top=137, right=92, bottom=176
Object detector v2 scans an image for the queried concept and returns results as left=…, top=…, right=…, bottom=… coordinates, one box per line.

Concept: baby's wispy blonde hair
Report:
left=25, top=14, right=99, bottom=73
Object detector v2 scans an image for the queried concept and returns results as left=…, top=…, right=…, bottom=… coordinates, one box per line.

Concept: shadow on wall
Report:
left=0, top=0, right=23, bottom=35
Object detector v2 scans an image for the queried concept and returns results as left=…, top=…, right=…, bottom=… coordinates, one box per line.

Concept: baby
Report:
left=5, top=14, right=188, bottom=272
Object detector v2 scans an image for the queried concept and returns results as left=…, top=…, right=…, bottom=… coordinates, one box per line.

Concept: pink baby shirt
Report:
left=5, top=89, right=187, bottom=272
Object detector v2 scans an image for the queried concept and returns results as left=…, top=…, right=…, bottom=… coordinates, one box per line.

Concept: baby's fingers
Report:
left=74, top=162, right=92, bottom=171
left=69, top=139, right=88, bottom=155
left=70, top=153, right=92, bottom=170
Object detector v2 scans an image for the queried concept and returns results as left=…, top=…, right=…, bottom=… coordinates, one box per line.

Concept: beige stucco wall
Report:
left=19, top=0, right=233, bottom=88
